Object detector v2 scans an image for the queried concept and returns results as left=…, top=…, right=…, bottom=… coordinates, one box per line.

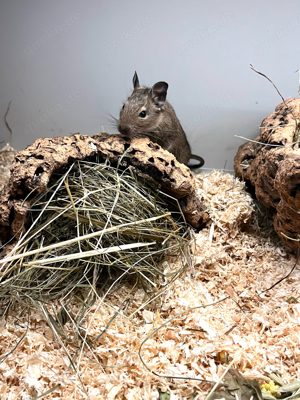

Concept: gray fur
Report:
left=118, top=73, right=193, bottom=166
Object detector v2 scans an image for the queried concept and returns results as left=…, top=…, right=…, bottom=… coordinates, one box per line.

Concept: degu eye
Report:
left=139, top=110, right=147, bottom=118
left=122, top=104, right=125, bottom=110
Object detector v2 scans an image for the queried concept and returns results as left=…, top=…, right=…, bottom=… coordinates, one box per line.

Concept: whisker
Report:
left=108, top=113, right=118, bottom=121
left=109, top=121, right=119, bottom=128
left=107, top=114, right=119, bottom=128
left=108, top=114, right=119, bottom=122
left=143, top=131, right=179, bottom=145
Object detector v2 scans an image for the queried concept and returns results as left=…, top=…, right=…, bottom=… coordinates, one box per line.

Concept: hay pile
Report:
left=0, top=170, right=299, bottom=400
left=0, top=161, right=188, bottom=300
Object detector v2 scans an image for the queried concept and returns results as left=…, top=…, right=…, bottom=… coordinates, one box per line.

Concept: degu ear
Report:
left=133, top=71, right=140, bottom=89
left=151, top=81, right=168, bottom=108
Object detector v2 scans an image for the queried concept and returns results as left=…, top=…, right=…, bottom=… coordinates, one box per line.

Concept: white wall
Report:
left=0, top=0, right=299, bottom=170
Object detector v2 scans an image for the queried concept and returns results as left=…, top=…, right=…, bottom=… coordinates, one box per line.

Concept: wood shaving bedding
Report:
left=0, top=170, right=299, bottom=400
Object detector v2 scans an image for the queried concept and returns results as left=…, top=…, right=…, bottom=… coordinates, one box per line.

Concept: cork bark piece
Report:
left=234, top=98, right=300, bottom=250
left=0, top=133, right=208, bottom=256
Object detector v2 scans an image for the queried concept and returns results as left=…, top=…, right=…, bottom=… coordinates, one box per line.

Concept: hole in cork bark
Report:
left=147, top=142, right=160, bottom=150
left=241, top=155, right=254, bottom=170
left=157, top=157, right=168, bottom=165
left=290, top=186, right=299, bottom=198
left=146, top=166, right=162, bottom=180
left=244, top=180, right=256, bottom=199
left=8, top=206, right=15, bottom=225
left=124, top=143, right=131, bottom=151
left=15, top=181, right=29, bottom=199
left=148, top=157, right=154, bottom=163
left=128, top=148, right=137, bottom=155
left=276, top=154, right=284, bottom=162
left=269, top=141, right=285, bottom=147
left=35, top=167, right=44, bottom=177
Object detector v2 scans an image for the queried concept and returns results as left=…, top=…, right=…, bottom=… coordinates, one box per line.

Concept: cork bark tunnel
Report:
left=234, top=98, right=300, bottom=251
left=0, top=133, right=209, bottom=258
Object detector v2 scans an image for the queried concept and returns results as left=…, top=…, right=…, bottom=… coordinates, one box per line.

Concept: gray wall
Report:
left=1, top=0, right=299, bottom=171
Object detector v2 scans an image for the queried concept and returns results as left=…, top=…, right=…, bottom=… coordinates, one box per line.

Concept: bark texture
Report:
left=234, top=98, right=300, bottom=250
left=0, top=133, right=209, bottom=257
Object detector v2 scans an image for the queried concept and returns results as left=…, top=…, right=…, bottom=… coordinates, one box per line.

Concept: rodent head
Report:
left=118, top=72, right=169, bottom=138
